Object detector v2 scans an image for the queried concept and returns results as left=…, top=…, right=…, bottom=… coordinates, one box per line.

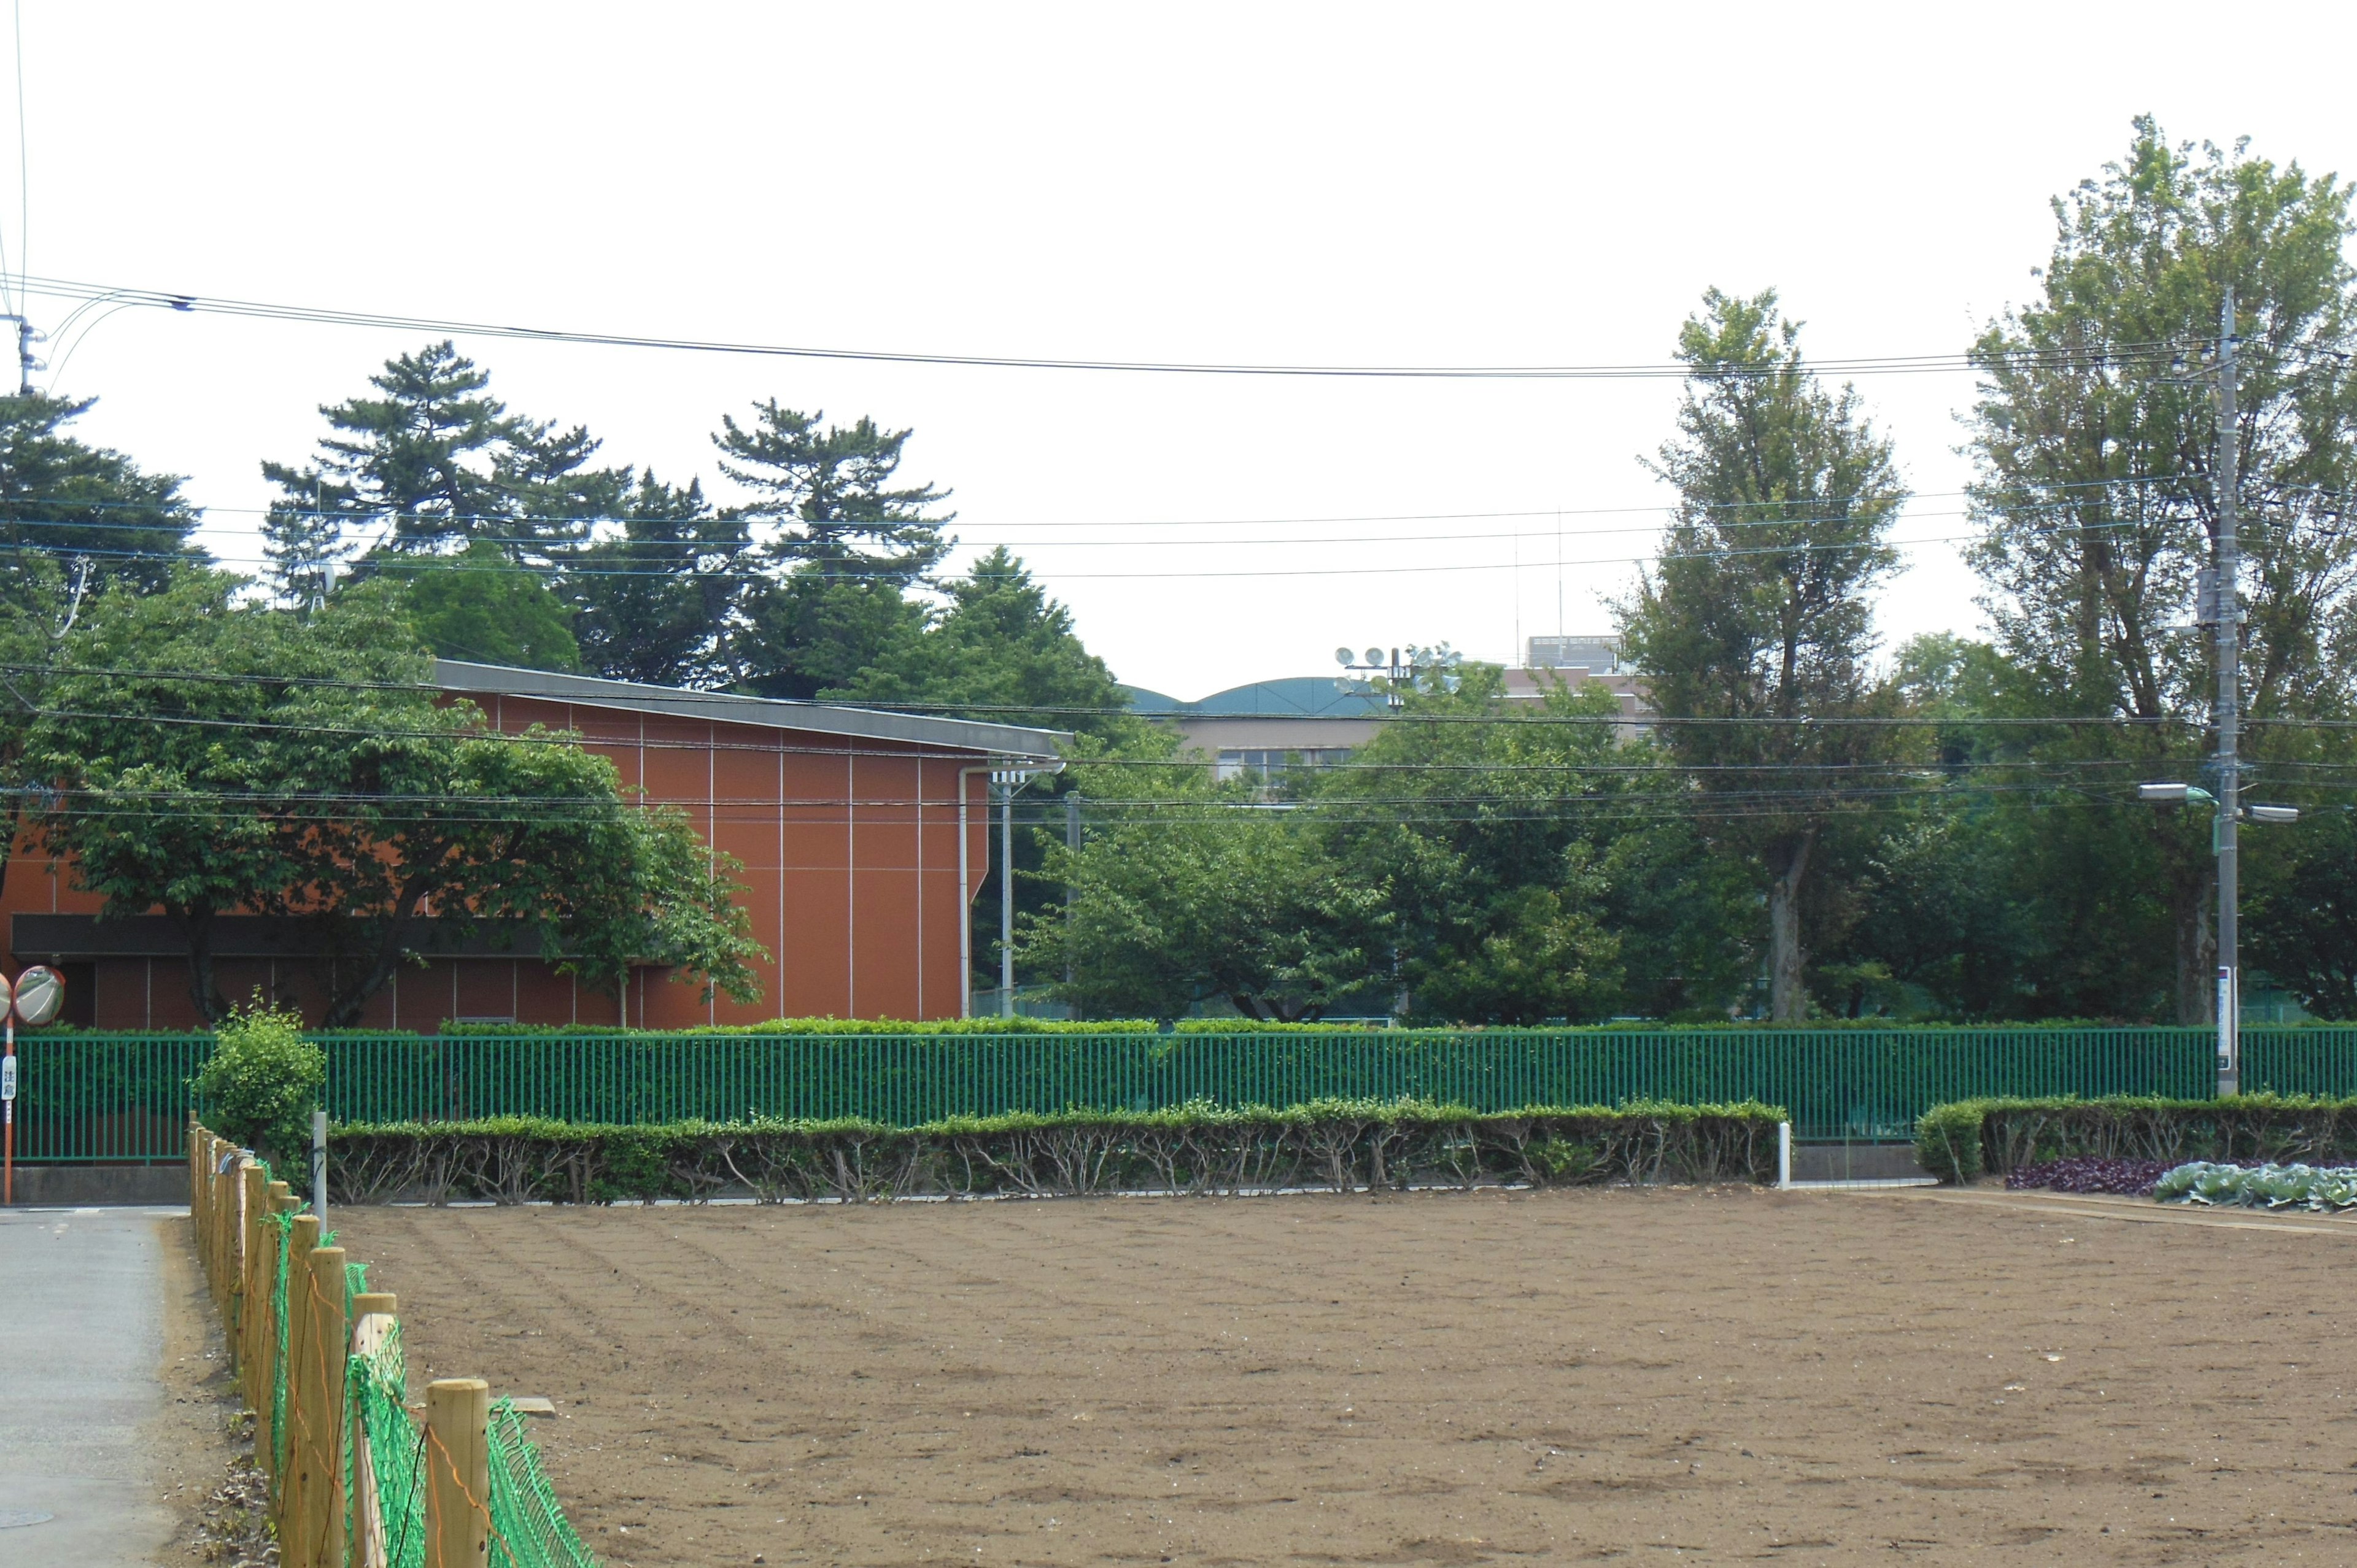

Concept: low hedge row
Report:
left=1915, top=1094, right=2357, bottom=1184
left=324, top=1098, right=1786, bottom=1205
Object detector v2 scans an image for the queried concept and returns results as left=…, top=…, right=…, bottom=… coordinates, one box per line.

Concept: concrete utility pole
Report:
left=1064, top=792, right=1081, bottom=989
left=2214, top=287, right=2242, bottom=1095
left=999, top=780, right=1016, bottom=1018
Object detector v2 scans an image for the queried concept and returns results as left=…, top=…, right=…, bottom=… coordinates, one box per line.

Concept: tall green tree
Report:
left=396, top=540, right=583, bottom=671
left=564, top=474, right=750, bottom=687
left=27, top=574, right=762, bottom=1024
left=260, top=341, right=631, bottom=597
left=1617, top=287, right=1908, bottom=1021
left=0, top=392, right=206, bottom=908
left=1309, top=666, right=1628, bottom=1024
left=1965, top=117, right=2357, bottom=1022
left=1020, top=738, right=1389, bottom=1021
left=714, top=403, right=952, bottom=699
left=829, top=547, right=1139, bottom=740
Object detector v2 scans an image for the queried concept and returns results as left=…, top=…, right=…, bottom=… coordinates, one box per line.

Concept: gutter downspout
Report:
left=958, top=763, right=989, bottom=1019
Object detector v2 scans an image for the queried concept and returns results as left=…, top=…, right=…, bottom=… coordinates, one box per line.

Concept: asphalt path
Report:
left=0, top=1206, right=180, bottom=1566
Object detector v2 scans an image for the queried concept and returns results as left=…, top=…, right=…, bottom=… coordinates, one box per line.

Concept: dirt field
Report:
left=331, top=1186, right=2357, bottom=1567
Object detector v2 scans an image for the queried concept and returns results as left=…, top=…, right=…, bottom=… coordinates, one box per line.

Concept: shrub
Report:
left=311, top=1099, right=1788, bottom=1205
left=1916, top=1095, right=2357, bottom=1184
left=192, top=997, right=324, bottom=1165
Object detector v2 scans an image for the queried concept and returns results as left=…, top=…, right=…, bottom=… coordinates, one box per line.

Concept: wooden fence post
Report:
left=348, top=1293, right=398, bottom=1568
left=281, top=1213, right=319, bottom=1535
left=187, top=1118, right=203, bottom=1279
left=255, top=1186, right=296, bottom=1485
left=236, top=1162, right=264, bottom=1393
left=294, top=1245, right=349, bottom=1568
left=424, top=1378, right=490, bottom=1568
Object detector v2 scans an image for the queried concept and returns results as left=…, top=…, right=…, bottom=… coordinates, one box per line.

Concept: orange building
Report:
left=2, top=660, right=1066, bottom=1032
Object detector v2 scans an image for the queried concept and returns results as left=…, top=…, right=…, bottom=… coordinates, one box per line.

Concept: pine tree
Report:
left=713, top=402, right=954, bottom=699
left=713, top=402, right=954, bottom=582
left=565, top=474, right=751, bottom=687
left=260, top=341, right=629, bottom=595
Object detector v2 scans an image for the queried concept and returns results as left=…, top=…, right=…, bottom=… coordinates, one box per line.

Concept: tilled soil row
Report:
left=332, top=1185, right=2357, bottom=1567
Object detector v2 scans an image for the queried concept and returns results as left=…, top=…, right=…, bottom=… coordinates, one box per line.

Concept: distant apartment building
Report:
left=1506, top=635, right=1654, bottom=736
left=1131, top=636, right=1653, bottom=774
left=1124, top=677, right=1387, bottom=782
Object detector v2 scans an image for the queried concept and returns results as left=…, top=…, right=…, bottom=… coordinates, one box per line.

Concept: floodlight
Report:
left=1363, top=647, right=1384, bottom=666
left=1334, top=647, right=1354, bottom=668
left=2248, top=805, right=2301, bottom=824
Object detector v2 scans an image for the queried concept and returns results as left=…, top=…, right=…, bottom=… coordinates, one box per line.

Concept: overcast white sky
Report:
left=15, top=3, right=2357, bottom=699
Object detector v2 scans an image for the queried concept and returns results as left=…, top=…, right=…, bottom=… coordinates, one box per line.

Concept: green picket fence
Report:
left=18, top=1025, right=2357, bottom=1161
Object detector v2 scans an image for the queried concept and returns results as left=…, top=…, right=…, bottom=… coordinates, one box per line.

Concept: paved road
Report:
left=0, top=1206, right=179, bottom=1566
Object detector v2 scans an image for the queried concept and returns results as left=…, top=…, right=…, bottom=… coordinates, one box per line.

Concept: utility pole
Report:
left=1064, top=792, right=1081, bottom=991
left=2214, top=287, right=2241, bottom=1095
left=999, top=779, right=1016, bottom=1018
left=0, top=312, right=38, bottom=395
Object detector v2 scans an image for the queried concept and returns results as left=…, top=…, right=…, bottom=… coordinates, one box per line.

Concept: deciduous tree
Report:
left=1618, top=288, right=1906, bottom=1021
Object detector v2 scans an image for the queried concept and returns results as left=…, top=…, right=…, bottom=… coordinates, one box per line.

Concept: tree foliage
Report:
left=1021, top=738, right=1390, bottom=1021
left=1965, top=117, right=2357, bottom=1022
left=1618, top=287, right=1907, bottom=1019
left=26, top=575, right=764, bottom=1025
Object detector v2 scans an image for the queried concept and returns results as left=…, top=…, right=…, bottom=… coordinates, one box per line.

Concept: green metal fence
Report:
left=19, top=1025, right=2357, bottom=1162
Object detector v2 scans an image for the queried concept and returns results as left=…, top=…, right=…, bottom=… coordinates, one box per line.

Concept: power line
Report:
left=11, top=272, right=2202, bottom=382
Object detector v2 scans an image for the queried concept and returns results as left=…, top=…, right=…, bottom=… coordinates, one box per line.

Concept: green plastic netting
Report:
left=242, top=1157, right=597, bottom=1566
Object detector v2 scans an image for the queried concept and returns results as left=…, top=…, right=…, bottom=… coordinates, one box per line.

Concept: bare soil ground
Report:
left=150, top=1216, right=267, bottom=1566
left=330, top=1186, right=2357, bottom=1568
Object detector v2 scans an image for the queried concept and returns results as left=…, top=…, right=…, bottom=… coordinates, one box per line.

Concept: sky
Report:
left=12, top=2, right=2357, bottom=700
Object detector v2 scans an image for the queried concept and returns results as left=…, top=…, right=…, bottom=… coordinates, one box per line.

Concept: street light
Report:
left=2137, top=781, right=2301, bottom=1092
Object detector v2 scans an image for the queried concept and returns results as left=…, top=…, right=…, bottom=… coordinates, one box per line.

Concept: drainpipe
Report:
left=957, top=764, right=990, bottom=1019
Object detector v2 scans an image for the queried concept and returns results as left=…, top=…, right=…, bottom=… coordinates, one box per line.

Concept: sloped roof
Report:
left=436, top=660, right=1067, bottom=759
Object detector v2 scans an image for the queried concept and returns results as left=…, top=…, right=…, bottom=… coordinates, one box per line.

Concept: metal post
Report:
left=4, top=1011, right=14, bottom=1205
left=1776, top=1121, right=1792, bottom=1190
left=999, top=781, right=1016, bottom=1017
left=311, top=1108, right=328, bottom=1220
left=956, top=764, right=988, bottom=1019
left=2215, top=288, right=2240, bottom=1097
left=1064, top=792, right=1081, bottom=990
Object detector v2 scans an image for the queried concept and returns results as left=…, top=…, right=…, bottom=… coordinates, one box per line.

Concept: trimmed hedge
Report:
left=1915, top=1094, right=2357, bottom=1184
left=323, top=1098, right=1786, bottom=1205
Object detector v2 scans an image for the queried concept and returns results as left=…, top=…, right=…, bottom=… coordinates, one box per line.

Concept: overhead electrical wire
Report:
left=8, top=271, right=2199, bottom=382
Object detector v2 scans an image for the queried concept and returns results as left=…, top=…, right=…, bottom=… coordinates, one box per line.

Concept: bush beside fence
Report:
left=325, top=1099, right=1787, bottom=1205
left=1913, top=1094, right=2357, bottom=1184
left=188, top=1121, right=596, bottom=1567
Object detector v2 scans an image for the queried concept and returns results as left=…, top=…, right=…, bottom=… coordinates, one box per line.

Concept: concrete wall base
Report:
left=6, top=1165, right=190, bottom=1207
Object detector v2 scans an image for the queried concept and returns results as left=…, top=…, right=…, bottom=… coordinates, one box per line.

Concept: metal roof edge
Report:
left=433, top=660, right=1068, bottom=757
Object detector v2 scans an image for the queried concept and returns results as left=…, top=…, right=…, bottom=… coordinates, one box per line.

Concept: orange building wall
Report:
left=0, top=697, right=996, bottom=1030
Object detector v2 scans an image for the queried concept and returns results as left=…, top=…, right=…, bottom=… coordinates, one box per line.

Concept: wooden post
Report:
left=255, top=1187, right=297, bottom=1486
left=236, top=1163, right=265, bottom=1394
left=424, top=1378, right=491, bottom=1568
left=187, top=1118, right=203, bottom=1276
left=195, top=1132, right=214, bottom=1297
left=281, top=1213, right=319, bottom=1534
left=348, top=1294, right=398, bottom=1568
left=296, top=1245, right=349, bottom=1568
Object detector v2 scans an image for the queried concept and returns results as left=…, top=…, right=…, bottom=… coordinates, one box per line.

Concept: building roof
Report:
left=1121, top=676, right=1389, bottom=719
left=436, top=660, right=1068, bottom=759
